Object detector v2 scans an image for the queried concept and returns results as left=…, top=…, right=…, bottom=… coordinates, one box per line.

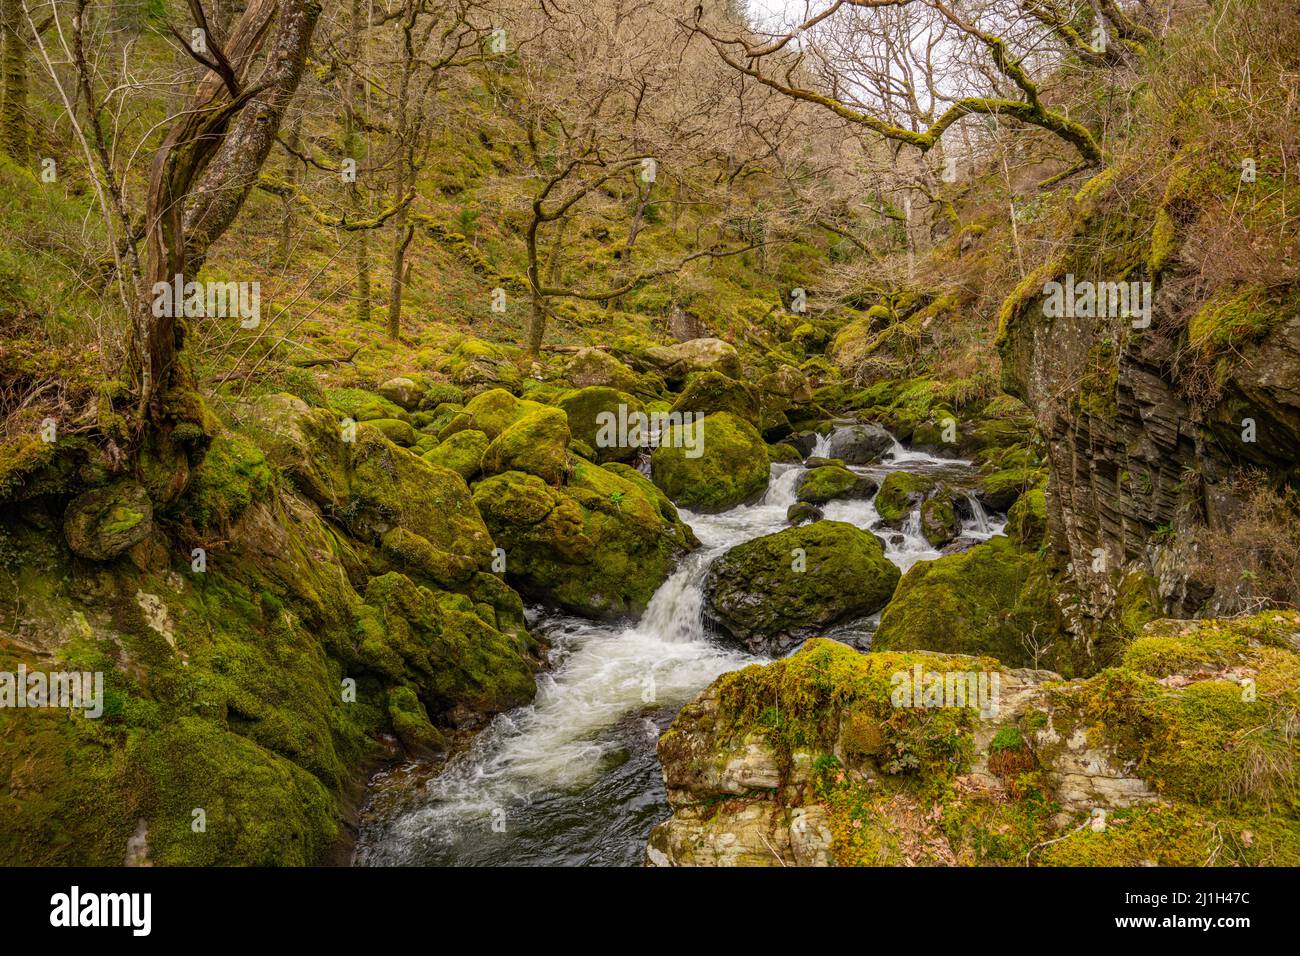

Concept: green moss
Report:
left=422, top=429, right=488, bottom=481
left=919, top=493, right=958, bottom=547
left=178, top=433, right=273, bottom=535
left=796, top=465, right=874, bottom=505
left=1187, top=284, right=1292, bottom=357
left=650, top=412, right=769, bottom=512
left=325, top=387, right=408, bottom=423
left=874, top=471, right=935, bottom=522
left=1007, top=487, right=1047, bottom=550
left=557, top=386, right=644, bottom=464
left=703, top=522, right=900, bottom=651
left=670, top=371, right=761, bottom=425
left=874, top=537, right=1066, bottom=669
left=472, top=460, right=696, bottom=619
left=480, top=407, right=571, bottom=485
left=705, top=638, right=992, bottom=784
left=438, top=388, right=544, bottom=440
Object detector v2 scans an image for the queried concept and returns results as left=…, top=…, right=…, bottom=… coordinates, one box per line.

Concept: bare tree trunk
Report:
left=136, top=0, right=320, bottom=419
left=386, top=213, right=413, bottom=338
left=0, top=0, right=28, bottom=162
left=527, top=294, right=546, bottom=357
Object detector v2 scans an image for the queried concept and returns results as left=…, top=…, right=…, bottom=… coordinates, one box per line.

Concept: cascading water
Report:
left=354, top=432, right=1006, bottom=866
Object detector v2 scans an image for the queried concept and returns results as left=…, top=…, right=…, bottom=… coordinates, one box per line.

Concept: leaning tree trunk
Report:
left=135, top=0, right=321, bottom=420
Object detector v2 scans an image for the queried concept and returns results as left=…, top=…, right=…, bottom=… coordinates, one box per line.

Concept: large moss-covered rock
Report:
left=176, top=433, right=273, bottom=535
left=758, top=365, right=814, bottom=404
left=670, top=371, right=761, bottom=425
left=703, top=521, right=900, bottom=655
left=364, top=417, right=419, bottom=447
left=356, top=572, right=535, bottom=720
left=472, top=459, right=697, bottom=619
left=445, top=337, right=522, bottom=393
left=481, top=407, right=571, bottom=485
left=565, top=348, right=639, bottom=392
left=325, top=387, right=408, bottom=423
left=422, top=429, right=488, bottom=481
left=650, top=615, right=1300, bottom=867
left=978, top=466, right=1039, bottom=511
left=63, top=479, right=153, bottom=560
left=650, top=412, right=769, bottom=512
left=873, top=536, right=1065, bottom=669
left=920, top=489, right=959, bottom=548
left=377, top=376, right=421, bottom=411
left=874, top=470, right=936, bottom=523
left=644, top=337, right=743, bottom=385
left=438, top=388, right=545, bottom=441
left=247, top=394, right=494, bottom=569
left=796, top=465, right=877, bottom=505
left=557, top=386, right=644, bottom=464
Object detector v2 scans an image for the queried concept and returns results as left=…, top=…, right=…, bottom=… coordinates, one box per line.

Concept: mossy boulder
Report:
left=248, top=395, right=494, bottom=569
left=325, top=387, right=408, bottom=423
left=446, top=337, right=522, bottom=393
left=422, top=429, right=488, bottom=481
left=565, top=348, right=639, bottom=392
left=874, top=471, right=936, bottom=523
left=386, top=685, right=448, bottom=757
left=703, top=521, right=901, bottom=655
left=979, top=467, right=1040, bottom=511
left=670, top=371, right=761, bottom=425
left=650, top=412, right=769, bottom=512
left=438, top=388, right=545, bottom=441
left=365, top=417, right=419, bottom=447
left=377, top=376, right=422, bottom=411
left=786, top=502, right=823, bottom=525
left=557, top=386, right=644, bottom=464
left=481, top=407, right=571, bottom=485
left=177, top=433, right=273, bottom=535
left=758, top=365, right=814, bottom=404
left=873, top=536, right=1065, bottom=669
left=920, top=490, right=959, bottom=548
left=357, top=572, right=535, bottom=719
left=472, top=459, right=697, bottom=619
left=1007, top=487, right=1048, bottom=550
left=796, top=465, right=877, bottom=505
left=63, top=479, right=153, bottom=560
left=644, top=337, right=743, bottom=386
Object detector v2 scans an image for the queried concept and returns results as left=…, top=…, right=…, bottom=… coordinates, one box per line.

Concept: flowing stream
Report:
left=354, top=436, right=1004, bottom=866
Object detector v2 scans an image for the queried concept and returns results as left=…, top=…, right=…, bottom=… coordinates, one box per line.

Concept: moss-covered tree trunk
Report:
left=0, top=0, right=28, bottom=163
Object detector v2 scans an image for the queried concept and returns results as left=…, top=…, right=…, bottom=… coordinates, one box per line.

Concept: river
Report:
left=353, top=434, right=1003, bottom=865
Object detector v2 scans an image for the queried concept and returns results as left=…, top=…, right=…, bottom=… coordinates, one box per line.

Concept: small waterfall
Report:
left=810, top=432, right=832, bottom=458
left=761, top=464, right=804, bottom=508
left=963, top=492, right=992, bottom=535
left=901, top=506, right=923, bottom=542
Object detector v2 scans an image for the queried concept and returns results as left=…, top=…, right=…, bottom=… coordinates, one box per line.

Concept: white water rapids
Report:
left=354, top=437, right=1004, bottom=865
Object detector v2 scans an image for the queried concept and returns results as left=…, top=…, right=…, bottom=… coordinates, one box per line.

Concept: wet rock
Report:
left=825, top=422, right=894, bottom=464
left=786, top=501, right=823, bottom=525
left=703, top=521, right=900, bottom=655
left=795, top=465, right=878, bottom=505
